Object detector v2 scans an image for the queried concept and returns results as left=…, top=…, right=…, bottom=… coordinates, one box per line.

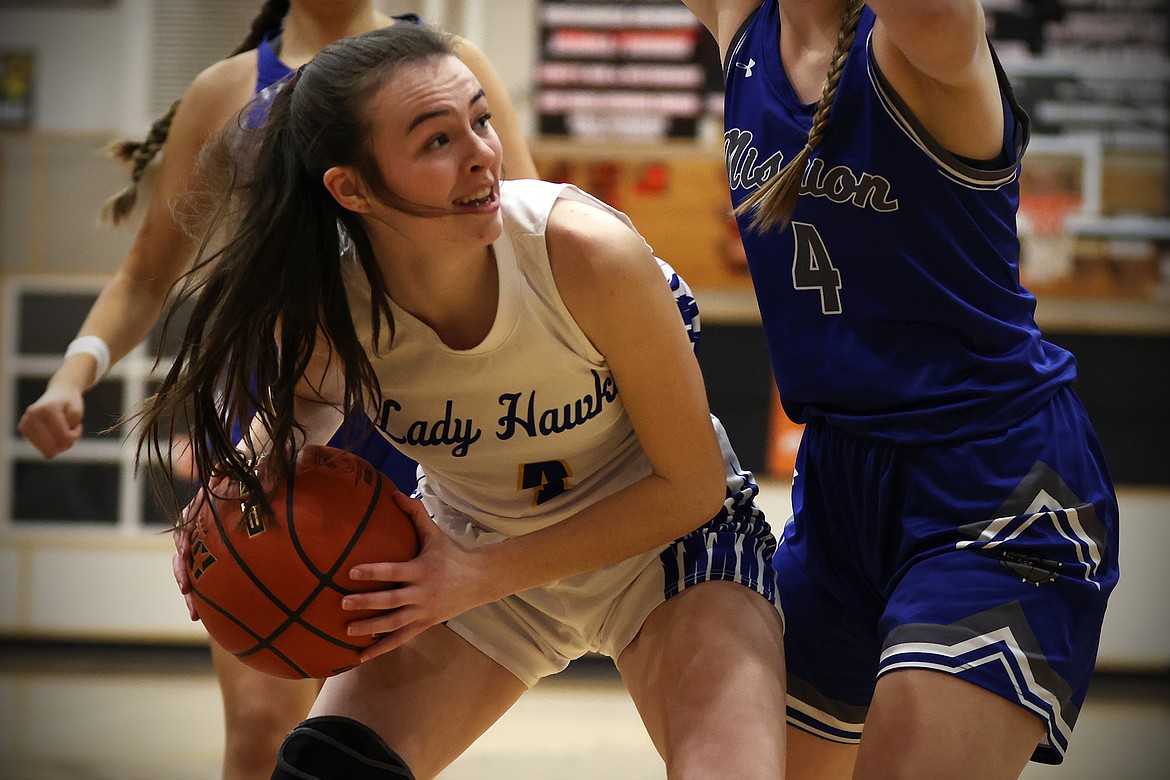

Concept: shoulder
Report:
left=448, top=34, right=501, bottom=83
left=546, top=197, right=651, bottom=280
left=178, top=50, right=258, bottom=132
left=544, top=195, right=662, bottom=334
left=449, top=33, right=487, bottom=63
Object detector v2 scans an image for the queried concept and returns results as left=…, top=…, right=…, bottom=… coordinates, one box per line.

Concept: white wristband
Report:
left=64, top=336, right=111, bottom=380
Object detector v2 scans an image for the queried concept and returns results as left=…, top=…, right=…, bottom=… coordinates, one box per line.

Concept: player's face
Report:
left=362, top=55, right=504, bottom=247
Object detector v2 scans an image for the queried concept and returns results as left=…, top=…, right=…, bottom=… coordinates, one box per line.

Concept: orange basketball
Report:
left=186, top=445, right=418, bottom=679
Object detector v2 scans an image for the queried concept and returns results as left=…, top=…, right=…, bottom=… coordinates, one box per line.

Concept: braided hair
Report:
left=100, top=0, right=291, bottom=224
left=735, top=0, right=864, bottom=234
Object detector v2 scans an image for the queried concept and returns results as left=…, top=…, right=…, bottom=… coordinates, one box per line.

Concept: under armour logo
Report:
left=736, top=58, right=756, bottom=78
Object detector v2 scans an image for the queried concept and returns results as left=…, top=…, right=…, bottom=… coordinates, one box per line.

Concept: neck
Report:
left=380, top=241, right=500, bottom=351
left=279, top=1, right=391, bottom=67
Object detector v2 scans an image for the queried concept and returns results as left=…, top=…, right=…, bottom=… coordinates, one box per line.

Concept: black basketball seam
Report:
left=243, top=463, right=385, bottom=657
left=236, top=454, right=380, bottom=657
left=199, top=456, right=371, bottom=673
left=189, top=580, right=312, bottom=678
left=289, top=462, right=383, bottom=590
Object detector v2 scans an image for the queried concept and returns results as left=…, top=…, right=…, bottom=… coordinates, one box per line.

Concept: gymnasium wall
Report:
left=0, top=1, right=1167, bottom=670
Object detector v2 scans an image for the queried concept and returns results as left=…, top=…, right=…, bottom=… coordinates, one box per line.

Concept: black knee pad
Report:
left=271, top=716, right=414, bottom=779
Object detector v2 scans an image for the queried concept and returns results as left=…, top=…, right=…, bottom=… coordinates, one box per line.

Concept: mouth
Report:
left=453, top=185, right=496, bottom=208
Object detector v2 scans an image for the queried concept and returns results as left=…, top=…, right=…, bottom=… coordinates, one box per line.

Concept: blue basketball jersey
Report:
left=723, top=3, right=1076, bottom=444
left=255, top=31, right=289, bottom=93
left=254, top=13, right=423, bottom=92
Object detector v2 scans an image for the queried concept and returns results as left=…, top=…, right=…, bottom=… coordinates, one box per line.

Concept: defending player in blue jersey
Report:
left=684, top=1, right=1119, bottom=777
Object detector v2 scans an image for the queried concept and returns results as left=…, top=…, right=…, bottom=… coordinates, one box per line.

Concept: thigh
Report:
left=211, top=638, right=321, bottom=728
left=882, top=390, right=1119, bottom=764
left=787, top=725, right=857, bottom=780
left=854, top=669, right=1044, bottom=780
left=310, top=624, right=527, bottom=780
left=616, top=581, right=786, bottom=780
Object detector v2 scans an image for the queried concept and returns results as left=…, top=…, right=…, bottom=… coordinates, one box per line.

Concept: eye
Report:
left=426, top=132, right=450, bottom=150
left=476, top=112, right=493, bottom=130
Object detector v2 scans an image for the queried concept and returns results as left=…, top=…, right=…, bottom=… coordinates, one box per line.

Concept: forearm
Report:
left=83, top=270, right=171, bottom=361
left=474, top=464, right=725, bottom=604
left=48, top=267, right=173, bottom=392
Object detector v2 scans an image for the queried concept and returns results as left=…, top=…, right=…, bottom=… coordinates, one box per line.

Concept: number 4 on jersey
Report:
left=520, top=460, right=575, bottom=506
left=791, top=222, right=842, bottom=314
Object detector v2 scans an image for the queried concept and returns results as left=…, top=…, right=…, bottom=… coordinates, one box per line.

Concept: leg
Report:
left=853, top=669, right=1045, bottom=780
left=307, top=624, right=527, bottom=780
left=787, top=726, right=857, bottom=780
left=616, top=581, right=786, bottom=780
left=210, top=639, right=322, bottom=780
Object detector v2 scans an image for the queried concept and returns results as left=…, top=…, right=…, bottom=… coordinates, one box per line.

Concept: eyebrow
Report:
left=407, top=89, right=487, bottom=133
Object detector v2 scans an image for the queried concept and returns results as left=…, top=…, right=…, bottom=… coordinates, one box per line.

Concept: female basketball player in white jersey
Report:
left=17, top=4, right=536, bottom=778
left=684, top=1, right=1119, bottom=778
left=140, top=23, right=788, bottom=780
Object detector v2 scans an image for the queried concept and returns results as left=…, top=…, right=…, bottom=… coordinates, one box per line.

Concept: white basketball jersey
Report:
left=342, top=180, right=654, bottom=535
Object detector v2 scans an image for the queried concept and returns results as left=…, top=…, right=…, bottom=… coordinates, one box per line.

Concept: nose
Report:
left=467, top=129, right=500, bottom=172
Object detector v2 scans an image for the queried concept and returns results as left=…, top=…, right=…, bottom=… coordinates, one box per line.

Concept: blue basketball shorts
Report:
left=230, top=393, right=420, bottom=493
left=775, top=385, right=1119, bottom=765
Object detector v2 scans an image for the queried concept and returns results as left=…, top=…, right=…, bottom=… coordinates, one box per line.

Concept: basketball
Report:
left=185, top=445, right=418, bottom=679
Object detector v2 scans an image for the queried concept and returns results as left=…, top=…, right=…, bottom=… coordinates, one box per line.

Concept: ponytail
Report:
left=138, top=69, right=386, bottom=509
left=138, top=24, right=453, bottom=513
left=735, top=0, right=863, bottom=234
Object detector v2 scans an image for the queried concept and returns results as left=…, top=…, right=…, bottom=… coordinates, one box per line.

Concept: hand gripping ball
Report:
left=186, top=445, right=418, bottom=679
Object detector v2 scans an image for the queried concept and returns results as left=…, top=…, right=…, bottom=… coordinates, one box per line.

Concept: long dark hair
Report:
left=137, top=24, right=456, bottom=513
left=102, top=0, right=292, bottom=224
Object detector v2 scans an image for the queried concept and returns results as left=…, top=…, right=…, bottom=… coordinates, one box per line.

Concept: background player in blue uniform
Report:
left=17, top=3, right=536, bottom=778
left=141, top=23, right=787, bottom=780
left=683, top=1, right=1119, bottom=777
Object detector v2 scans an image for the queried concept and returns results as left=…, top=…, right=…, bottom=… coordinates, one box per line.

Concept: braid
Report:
left=100, top=99, right=179, bottom=224
left=231, top=0, right=290, bottom=56
left=735, top=0, right=864, bottom=233
left=99, top=0, right=291, bottom=225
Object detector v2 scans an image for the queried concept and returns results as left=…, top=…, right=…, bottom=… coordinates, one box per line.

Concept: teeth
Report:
left=455, top=187, right=492, bottom=205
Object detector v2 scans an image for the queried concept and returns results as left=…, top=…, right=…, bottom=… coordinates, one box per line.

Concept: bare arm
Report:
left=868, top=0, right=1005, bottom=159
left=453, top=36, right=538, bottom=180
left=681, top=0, right=766, bottom=60
left=478, top=200, right=726, bottom=585
left=345, top=200, right=727, bottom=657
left=18, top=57, right=255, bottom=457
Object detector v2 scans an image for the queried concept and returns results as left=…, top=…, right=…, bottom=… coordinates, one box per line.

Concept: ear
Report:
left=323, top=166, right=371, bottom=213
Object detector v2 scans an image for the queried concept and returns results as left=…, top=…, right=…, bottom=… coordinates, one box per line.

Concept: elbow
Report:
left=694, top=488, right=728, bottom=534
left=672, top=452, right=727, bottom=537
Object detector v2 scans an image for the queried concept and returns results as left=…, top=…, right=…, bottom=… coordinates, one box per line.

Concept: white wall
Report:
left=0, top=0, right=152, bottom=134
left=0, top=0, right=534, bottom=137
